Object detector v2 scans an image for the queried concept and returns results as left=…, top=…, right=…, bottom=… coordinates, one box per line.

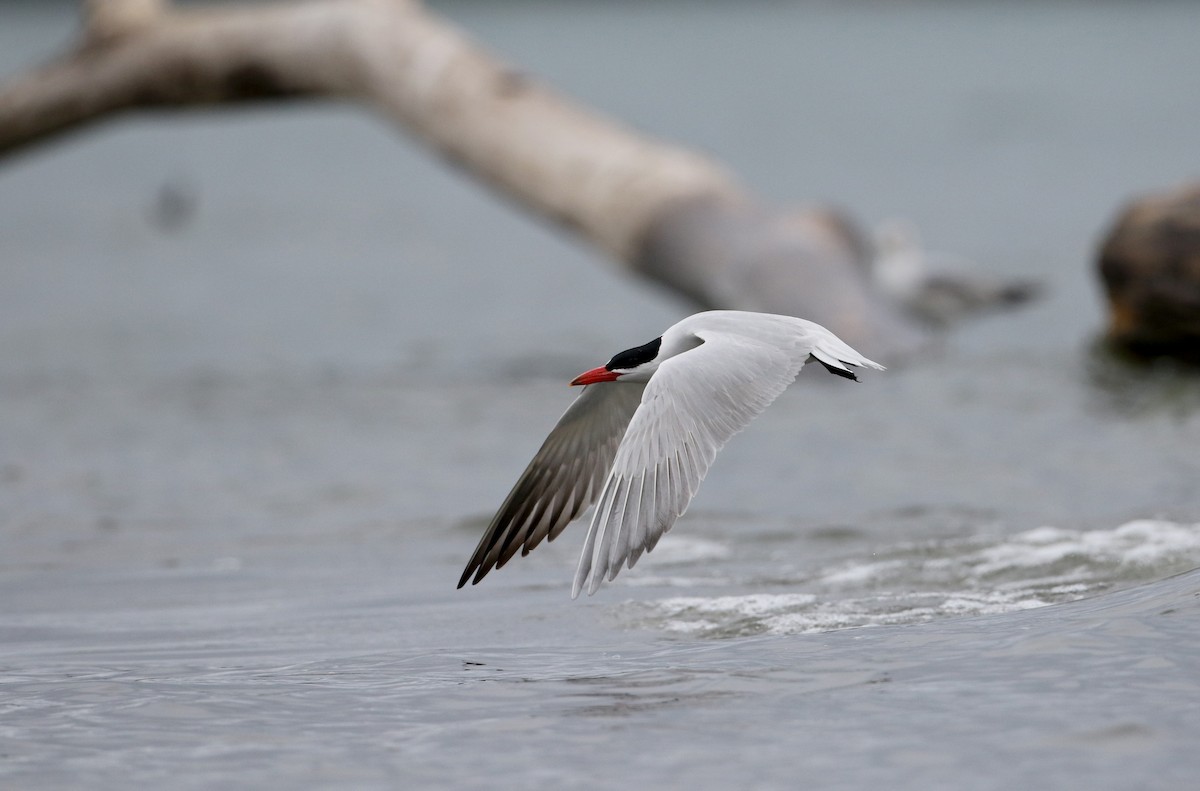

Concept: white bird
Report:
left=458, top=310, right=884, bottom=597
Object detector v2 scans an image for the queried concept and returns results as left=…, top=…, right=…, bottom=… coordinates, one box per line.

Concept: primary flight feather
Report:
left=458, top=310, right=884, bottom=597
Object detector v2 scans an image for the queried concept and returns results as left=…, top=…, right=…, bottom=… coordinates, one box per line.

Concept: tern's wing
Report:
left=572, top=331, right=801, bottom=597
left=459, top=382, right=646, bottom=588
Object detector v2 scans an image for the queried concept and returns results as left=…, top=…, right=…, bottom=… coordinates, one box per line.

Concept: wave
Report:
left=621, top=519, right=1200, bottom=637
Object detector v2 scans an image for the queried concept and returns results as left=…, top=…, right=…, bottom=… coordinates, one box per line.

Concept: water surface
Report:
left=2, top=2, right=1200, bottom=789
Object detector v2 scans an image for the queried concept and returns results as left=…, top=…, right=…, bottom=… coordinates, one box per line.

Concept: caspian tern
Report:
left=458, top=310, right=884, bottom=597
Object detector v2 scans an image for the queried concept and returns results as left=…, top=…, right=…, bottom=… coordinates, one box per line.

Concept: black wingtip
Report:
left=457, top=563, right=484, bottom=589
left=815, top=358, right=860, bottom=381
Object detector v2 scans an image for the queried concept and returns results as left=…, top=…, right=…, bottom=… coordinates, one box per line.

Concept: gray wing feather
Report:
left=459, top=382, right=645, bottom=587
left=572, top=332, right=801, bottom=597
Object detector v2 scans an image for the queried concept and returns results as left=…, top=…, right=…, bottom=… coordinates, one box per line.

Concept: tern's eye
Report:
left=606, top=336, right=662, bottom=371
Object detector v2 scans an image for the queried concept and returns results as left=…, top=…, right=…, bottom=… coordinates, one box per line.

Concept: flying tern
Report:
left=458, top=310, right=884, bottom=597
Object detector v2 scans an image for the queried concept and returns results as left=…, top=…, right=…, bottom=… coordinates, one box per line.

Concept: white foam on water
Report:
left=816, top=519, right=1200, bottom=591
left=818, top=558, right=906, bottom=586
left=639, top=535, right=731, bottom=566
left=620, top=575, right=733, bottom=589
left=968, top=520, right=1200, bottom=573
left=646, top=594, right=818, bottom=636
left=628, top=520, right=1200, bottom=638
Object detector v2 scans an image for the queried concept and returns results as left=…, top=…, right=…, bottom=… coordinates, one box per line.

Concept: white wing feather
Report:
left=572, top=330, right=799, bottom=597
left=459, top=310, right=883, bottom=596
left=571, top=316, right=883, bottom=597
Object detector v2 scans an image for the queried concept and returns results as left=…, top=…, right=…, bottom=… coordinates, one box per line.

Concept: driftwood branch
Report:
left=0, top=0, right=933, bottom=354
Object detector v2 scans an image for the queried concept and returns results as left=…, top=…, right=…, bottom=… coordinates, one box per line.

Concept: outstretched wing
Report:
left=572, top=331, right=801, bottom=597
left=572, top=319, right=884, bottom=597
left=459, top=382, right=645, bottom=587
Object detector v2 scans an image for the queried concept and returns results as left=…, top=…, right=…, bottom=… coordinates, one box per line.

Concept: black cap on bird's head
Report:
left=570, top=336, right=663, bottom=386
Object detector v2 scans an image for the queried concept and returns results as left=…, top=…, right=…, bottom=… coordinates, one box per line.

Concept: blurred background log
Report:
left=1098, top=182, right=1200, bottom=362
left=0, top=0, right=1038, bottom=359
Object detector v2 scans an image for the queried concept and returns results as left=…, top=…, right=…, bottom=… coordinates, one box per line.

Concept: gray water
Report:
left=3, top=2, right=1200, bottom=789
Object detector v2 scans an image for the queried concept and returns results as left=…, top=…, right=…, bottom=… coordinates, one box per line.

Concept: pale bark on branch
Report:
left=0, top=0, right=928, bottom=355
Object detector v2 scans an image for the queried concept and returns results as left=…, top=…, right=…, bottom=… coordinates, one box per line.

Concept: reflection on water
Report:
left=1086, top=339, right=1200, bottom=417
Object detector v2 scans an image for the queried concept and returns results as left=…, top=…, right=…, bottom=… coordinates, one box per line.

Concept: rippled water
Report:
left=3, top=1, right=1200, bottom=789
left=626, top=519, right=1200, bottom=637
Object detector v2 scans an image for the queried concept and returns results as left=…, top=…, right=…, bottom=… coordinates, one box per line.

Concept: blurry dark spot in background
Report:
left=148, top=175, right=200, bottom=232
